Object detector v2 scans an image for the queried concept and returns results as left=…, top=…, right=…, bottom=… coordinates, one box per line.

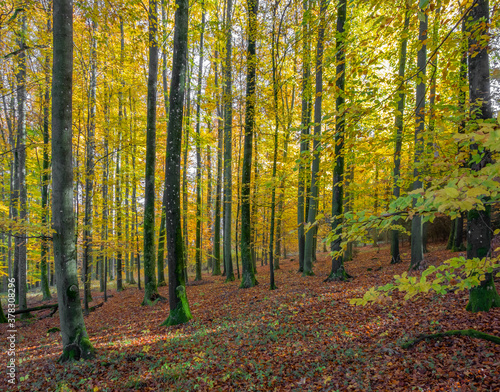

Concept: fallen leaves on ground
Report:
left=1, top=242, right=499, bottom=391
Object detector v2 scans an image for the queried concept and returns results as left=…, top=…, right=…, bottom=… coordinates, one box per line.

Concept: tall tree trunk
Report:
left=453, top=20, right=468, bottom=253
left=297, top=0, right=311, bottom=273
left=240, top=0, right=259, bottom=288
left=52, top=0, right=94, bottom=361
left=143, top=0, right=159, bottom=305
left=161, top=0, right=192, bottom=326
left=16, top=13, right=29, bottom=318
left=195, top=5, right=206, bottom=282
left=223, top=0, right=235, bottom=282
left=410, top=7, right=428, bottom=271
left=465, top=0, right=500, bottom=313
left=213, top=51, right=223, bottom=276
left=206, top=145, right=213, bottom=271
left=83, top=3, right=98, bottom=312
left=391, top=3, right=409, bottom=264
left=326, top=0, right=349, bottom=282
left=304, top=0, right=326, bottom=276
left=182, top=68, right=191, bottom=281
left=157, top=0, right=170, bottom=288
left=115, top=18, right=125, bottom=292
left=40, top=6, right=52, bottom=301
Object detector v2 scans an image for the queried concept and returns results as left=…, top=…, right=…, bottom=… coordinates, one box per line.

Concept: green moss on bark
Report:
left=466, top=276, right=500, bottom=312
left=58, top=331, right=95, bottom=362
left=161, top=286, right=192, bottom=326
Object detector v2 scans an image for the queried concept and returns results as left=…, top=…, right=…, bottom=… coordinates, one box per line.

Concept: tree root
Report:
left=401, top=329, right=500, bottom=349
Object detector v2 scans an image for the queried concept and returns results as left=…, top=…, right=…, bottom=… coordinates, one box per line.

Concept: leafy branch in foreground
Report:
left=350, top=252, right=500, bottom=307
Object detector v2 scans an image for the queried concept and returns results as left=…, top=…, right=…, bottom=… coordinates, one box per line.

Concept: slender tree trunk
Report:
left=195, top=5, right=206, bottom=282
left=161, top=0, right=192, bottom=326
left=40, top=7, right=52, bottom=301
left=182, top=68, right=191, bottom=281
left=223, top=0, right=235, bottom=282
left=326, top=0, right=349, bottom=282
left=142, top=0, right=159, bottom=305
left=157, top=0, right=170, bottom=287
left=453, top=20, right=468, bottom=253
left=83, top=3, right=98, bottom=311
left=465, top=0, right=500, bottom=313
left=213, top=51, right=223, bottom=276
left=391, top=4, right=409, bottom=264
left=207, top=145, right=213, bottom=271
left=304, top=0, right=326, bottom=276
left=52, top=0, right=94, bottom=361
left=297, top=0, right=311, bottom=274
left=16, top=13, right=29, bottom=318
left=410, top=8, right=427, bottom=271
left=240, top=0, right=259, bottom=288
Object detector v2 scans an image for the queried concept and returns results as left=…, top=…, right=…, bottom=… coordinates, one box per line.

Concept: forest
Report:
left=0, top=0, right=500, bottom=390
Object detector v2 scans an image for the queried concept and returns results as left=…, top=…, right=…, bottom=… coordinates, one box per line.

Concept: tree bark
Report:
left=304, top=0, right=326, bottom=276
left=195, top=5, right=206, bottom=282
left=223, top=0, right=235, bottom=282
left=52, top=0, right=94, bottom=361
left=297, top=0, right=311, bottom=274
left=161, top=0, right=192, bottom=326
left=390, top=3, right=409, bottom=265
left=240, top=0, right=259, bottom=288
left=326, top=0, right=349, bottom=282
left=410, top=8, right=427, bottom=271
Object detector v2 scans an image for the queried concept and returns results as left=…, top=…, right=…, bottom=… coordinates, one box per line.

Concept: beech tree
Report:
left=161, top=0, right=192, bottom=326
left=51, top=0, right=94, bottom=361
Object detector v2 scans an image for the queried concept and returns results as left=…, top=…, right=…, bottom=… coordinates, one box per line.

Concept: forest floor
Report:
left=1, top=242, right=500, bottom=392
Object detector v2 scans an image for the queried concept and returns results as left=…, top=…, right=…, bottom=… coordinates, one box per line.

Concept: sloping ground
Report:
left=1, top=242, right=499, bottom=392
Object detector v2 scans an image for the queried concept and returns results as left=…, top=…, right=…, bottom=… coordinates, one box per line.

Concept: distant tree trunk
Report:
left=115, top=18, right=126, bottom=292
left=268, top=1, right=281, bottom=289
left=195, top=5, right=206, bottom=282
left=16, top=13, right=29, bottom=318
left=206, top=145, right=213, bottom=271
left=390, top=3, right=409, bottom=265
left=161, top=0, right=192, bottom=326
left=100, top=83, right=110, bottom=298
left=83, top=3, right=98, bottom=311
left=142, top=0, right=159, bottom=305
left=223, top=0, right=235, bottom=282
left=132, top=97, right=141, bottom=290
left=212, top=52, right=223, bottom=276
left=40, top=7, right=52, bottom=301
left=182, top=68, right=191, bottom=282
left=326, top=0, right=349, bottom=282
left=304, top=0, right=326, bottom=276
left=465, top=0, right=500, bottom=313
left=52, top=0, right=94, bottom=361
left=410, top=7, right=427, bottom=271
left=240, top=0, right=259, bottom=288
left=235, top=120, right=242, bottom=279
left=156, top=0, right=170, bottom=289
left=297, top=0, right=311, bottom=273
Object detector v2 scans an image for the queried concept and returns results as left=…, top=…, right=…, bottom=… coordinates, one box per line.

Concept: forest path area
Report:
left=1, top=243, right=499, bottom=391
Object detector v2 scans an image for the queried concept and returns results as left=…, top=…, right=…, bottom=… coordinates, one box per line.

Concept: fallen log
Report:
left=12, top=303, right=58, bottom=315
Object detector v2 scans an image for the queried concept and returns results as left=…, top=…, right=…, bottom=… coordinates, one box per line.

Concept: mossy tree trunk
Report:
left=240, top=0, right=259, bottom=289
left=465, top=0, right=500, bottom=313
left=213, top=50, right=223, bottom=276
left=223, top=0, right=235, bottom=282
left=326, top=0, right=349, bottom=282
left=410, top=7, right=427, bottom=271
left=52, top=0, right=94, bottom=361
left=303, top=0, right=326, bottom=277
left=142, top=0, right=159, bottom=305
left=194, top=5, right=206, bottom=282
left=162, top=0, right=192, bottom=326
left=391, top=2, right=409, bottom=265
left=40, top=6, right=52, bottom=301
left=297, top=0, right=311, bottom=274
